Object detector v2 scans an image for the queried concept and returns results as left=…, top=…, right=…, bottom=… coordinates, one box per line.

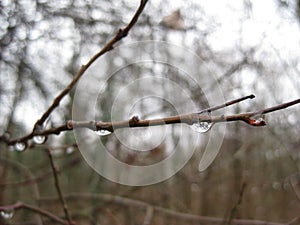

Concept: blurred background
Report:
left=1, top=0, right=300, bottom=224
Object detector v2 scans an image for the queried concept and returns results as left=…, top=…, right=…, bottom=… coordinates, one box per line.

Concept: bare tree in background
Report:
left=1, top=0, right=300, bottom=224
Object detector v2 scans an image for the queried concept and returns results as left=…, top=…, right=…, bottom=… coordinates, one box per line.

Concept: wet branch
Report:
left=0, top=202, right=68, bottom=225
left=46, top=149, right=74, bottom=225
left=1, top=95, right=300, bottom=146
left=32, top=0, right=148, bottom=130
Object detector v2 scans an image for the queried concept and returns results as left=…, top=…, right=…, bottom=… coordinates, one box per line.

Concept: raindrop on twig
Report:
left=33, top=135, right=47, bottom=144
left=95, top=129, right=112, bottom=136
left=0, top=209, right=15, bottom=220
left=14, top=142, right=27, bottom=152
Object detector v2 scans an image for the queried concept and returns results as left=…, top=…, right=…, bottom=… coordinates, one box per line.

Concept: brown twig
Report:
left=287, top=214, right=300, bottom=225
left=0, top=0, right=148, bottom=146
left=46, top=149, right=74, bottom=225
left=33, top=0, right=148, bottom=132
left=0, top=202, right=68, bottom=225
left=143, top=206, right=154, bottom=225
left=41, top=96, right=300, bottom=130
left=197, top=94, right=255, bottom=114
left=224, top=182, right=246, bottom=225
left=1, top=96, right=300, bottom=146
left=38, top=192, right=284, bottom=225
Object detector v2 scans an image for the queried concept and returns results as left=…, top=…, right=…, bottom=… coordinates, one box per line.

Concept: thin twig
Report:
left=198, top=94, right=255, bottom=114
left=224, top=182, right=246, bottom=225
left=143, top=206, right=154, bottom=225
left=50, top=96, right=300, bottom=130
left=38, top=192, right=284, bottom=225
left=1, top=96, right=300, bottom=146
left=286, top=214, right=300, bottom=225
left=46, top=149, right=74, bottom=225
left=0, top=0, right=148, bottom=145
left=0, top=202, right=68, bottom=225
left=33, top=0, right=148, bottom=132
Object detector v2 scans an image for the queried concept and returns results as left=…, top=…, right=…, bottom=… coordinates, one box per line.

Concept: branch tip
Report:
left=66, top=121, right=73, bottom=129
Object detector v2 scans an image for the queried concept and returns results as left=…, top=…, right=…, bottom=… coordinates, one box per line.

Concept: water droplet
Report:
left=249, top=114, right=266, bottom=126
left=0, top=209, right=14, bottom=219
left=14, top=142, right=27, bottom=152
left=33, top=135, right=46, bottom=144
left=191, top=121, right=212, bottom=133
left=95, top=129, right=112, bottom=136
left=66, top=146, right=75, bottom=154
left=191, top=111, right=213, bottom=133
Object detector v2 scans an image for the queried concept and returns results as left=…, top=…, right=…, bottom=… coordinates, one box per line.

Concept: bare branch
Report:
left=0, top=202, right=68, bottom=225
left=38, top=193, right=284, bottom=225
left=287, top=214, right=300, bottom=225
left=1, top=96, right=300, bottom=146
left=46, top=149, right=74, bottom=225
left=32, top=0, right=148, bottom=130
left=143, top=206, right=154, bottom=225
left=198, top=94, right=255, bottom=114
left=224, top=182, right=246, bottom=225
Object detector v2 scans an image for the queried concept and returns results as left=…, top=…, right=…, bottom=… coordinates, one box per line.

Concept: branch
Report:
left=287, top=215, right=300, bottom=225
left=143, top=206, right=154, bottom=225
left=197, top=94, right=255, bottom=114
left=38, top=193, right=284, bottom=225
left=0, top=202, right=68, bottom=225
left=1, top=96, right=300, bottom=146
left=33, top=0, right=148, bottom=131
left=224, top=182, right=246, bottom=225
left=46, top=149, right=74, bottom=225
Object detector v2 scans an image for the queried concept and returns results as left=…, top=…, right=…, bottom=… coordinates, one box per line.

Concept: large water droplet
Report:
left=191, top=111, right=213, bottom=133
left=191, top=121, right=212, bottom=133
left=0, top=209, right=14, bottom=219
left=33, top=135, right=46, bottom=144
left=95, top=129, right=112, bottom=136
left=14, top=142, right=27, bottom=152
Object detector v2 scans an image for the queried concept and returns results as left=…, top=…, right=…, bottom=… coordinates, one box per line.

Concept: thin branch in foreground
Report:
left=197, top=94, right=255, bottom=114
left=68, top=96, right=300, bottom=132
left=38, top=193, right=285, bottom=225
left=31, top=0, right=148, bottom=131
left=46, top=149, right=74, bottom=225
left=0, top=202, right=68, bottom=225
left=1, top=95, right=300, bottom=146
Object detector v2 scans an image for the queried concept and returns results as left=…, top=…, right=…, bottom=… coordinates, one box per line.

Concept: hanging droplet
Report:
left=66, top=146, right=75, bottom=154
left=95, top=129, right=112, bottom=136
left=0, top=209, right=15, bottom=220
left=191, top=121, right=212, bottom=133
left=33, top=135, right=46, bottom=144
left=249, top=114, right=266, bottom=126
left=191, top=111, right=213, bottom=133
left=14, top=142, right=27, bottom=152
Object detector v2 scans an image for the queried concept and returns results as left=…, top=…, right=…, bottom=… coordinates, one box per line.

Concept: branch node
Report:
left=129, top=115, right=140, bottom=126
left=246, top=117, right=267, bottom=126
left=66, top=121, right=73, bottom=129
